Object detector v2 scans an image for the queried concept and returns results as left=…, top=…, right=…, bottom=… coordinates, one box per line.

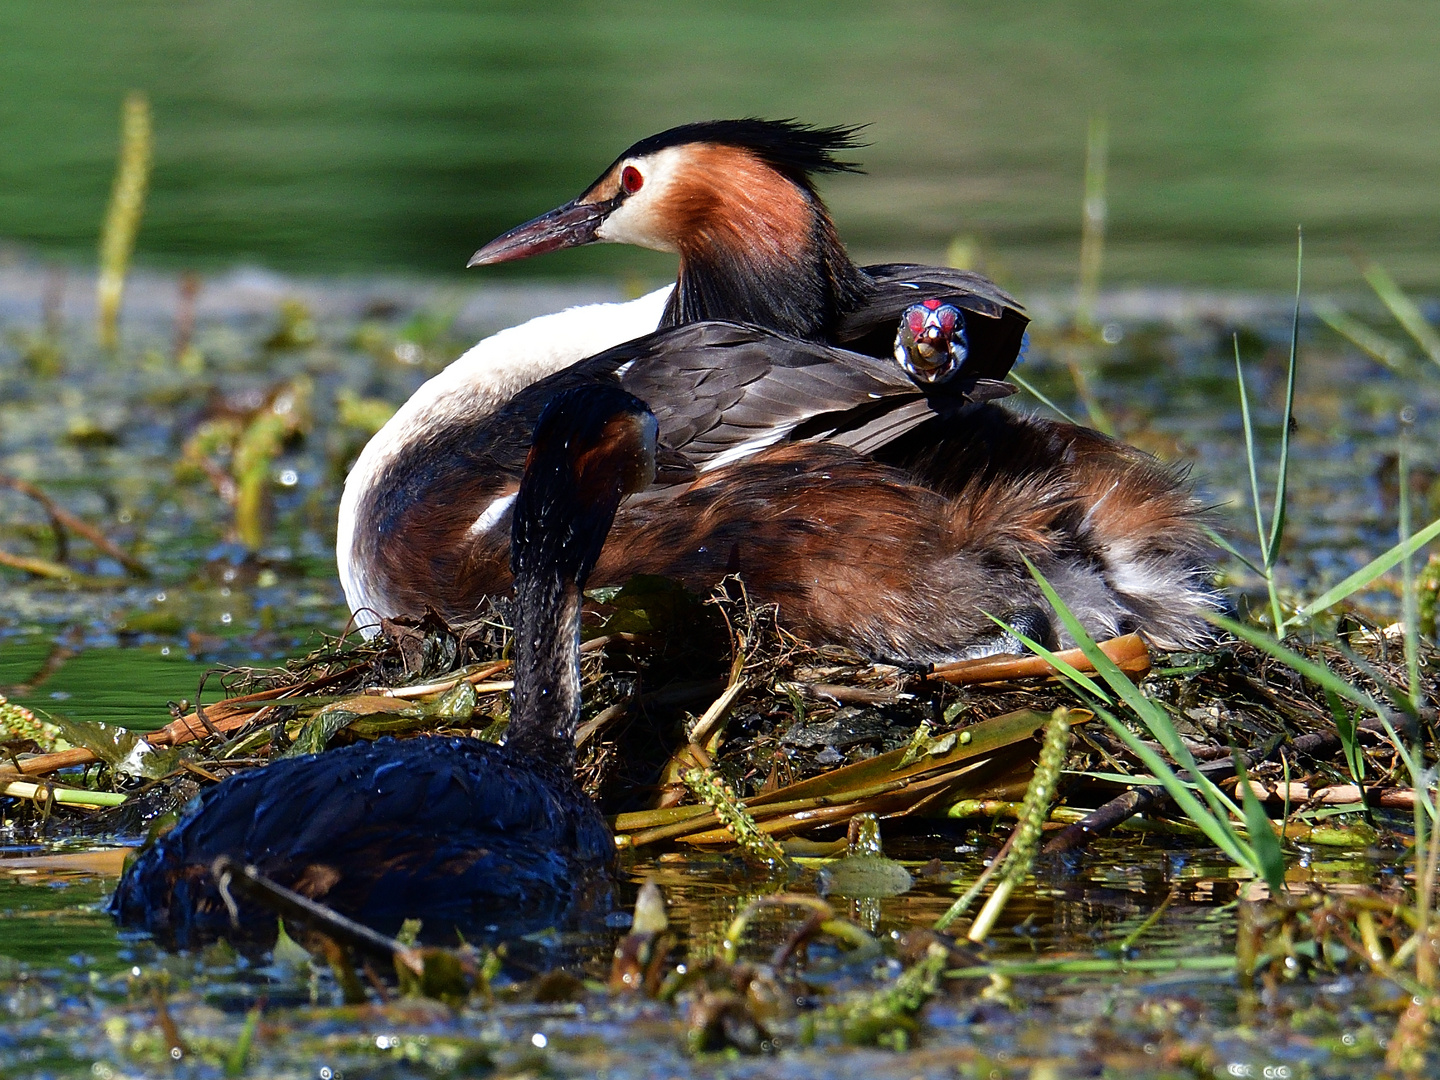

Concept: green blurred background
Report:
left=1, top=0, right=1437, bottom=290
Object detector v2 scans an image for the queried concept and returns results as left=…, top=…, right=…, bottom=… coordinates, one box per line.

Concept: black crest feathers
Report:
left=611, top=119, right=866, bottom=191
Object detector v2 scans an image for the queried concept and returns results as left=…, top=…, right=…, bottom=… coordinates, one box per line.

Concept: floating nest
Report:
left=2, top=575, right=1435, bottom=857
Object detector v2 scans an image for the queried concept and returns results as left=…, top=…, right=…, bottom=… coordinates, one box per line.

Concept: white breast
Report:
left=336, top=285, right=673, bottom=626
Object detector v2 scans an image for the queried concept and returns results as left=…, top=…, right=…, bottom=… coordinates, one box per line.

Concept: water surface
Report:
left=2, top=1, right=1439, bottom=290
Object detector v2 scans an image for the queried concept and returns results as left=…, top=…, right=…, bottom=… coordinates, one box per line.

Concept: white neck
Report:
left=336, top=285, right=673, bottom=624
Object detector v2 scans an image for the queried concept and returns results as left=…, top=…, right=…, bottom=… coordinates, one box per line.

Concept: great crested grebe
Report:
left=112, top=387, right=656, bottom=946
left=468, top=119, right=1027, bottom=371
left=357, top=119, right=1221, bottom=656
left=338, top=313, right=1216, bottom=660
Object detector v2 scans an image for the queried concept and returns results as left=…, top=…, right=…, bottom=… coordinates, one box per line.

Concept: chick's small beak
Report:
left=467, top=198, right=609, bottom=267
left=915, top=326, right=946, bottom=358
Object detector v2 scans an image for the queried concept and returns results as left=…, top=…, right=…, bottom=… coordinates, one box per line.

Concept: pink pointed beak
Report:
left=467, top=198, right=610, bottom=268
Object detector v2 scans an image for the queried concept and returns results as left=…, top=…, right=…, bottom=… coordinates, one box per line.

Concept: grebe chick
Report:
left=111, top=387, right=657, bottom=947
left=894, top=300, right=969, bottom=385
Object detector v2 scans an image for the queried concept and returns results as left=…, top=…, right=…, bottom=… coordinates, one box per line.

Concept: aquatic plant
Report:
left=178, top=377, right=313, bottom=550
left=1075, top=112, right=1108, bottom=334
left=961, top=708, right=1073, bottom=942
left=1007, top=561, right=1288, bottom=893
left=1212, top=231, right=1303, bottom=639
left=682, top=765, right=791, bottom=866
left=96, top=92, right=152, bottom=352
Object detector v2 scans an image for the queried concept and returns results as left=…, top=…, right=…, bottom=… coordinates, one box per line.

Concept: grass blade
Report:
left=982, top=612, right=1112, bottom=703
left=1398, top=427, right=1422, bottom=713
left=1096, top=707, right=1259, bottom=875
left=1266, top=228, right=1301, bottom=577
left=1009, top=370, right=1081, bottom=426
left=1374, top=716, right=1436, bottom=824
left=1203, top=524, right=1265, bottom=579
left=1324, top=688, right=1365, bottom=788
left=1290, top=513, right=1440, bottom=622
left=1335, top=640, right=1422, bottom=720
left=1314, top=300, right=1410, bottom=373
left=1206, top=613, right=1382, bottom=716
left=1022, top=558, right=1244, bottom=825
left=1234, top=751, right=1287, bottom=893
left=1363, top=260, right=1440, bottom=370
left=1076, top=112, right=1108, bottom=333
left=1234, top=336, right=1269, bottom=565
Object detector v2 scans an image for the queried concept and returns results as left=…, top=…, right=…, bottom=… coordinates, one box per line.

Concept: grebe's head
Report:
left=894, top=300, right=969, bottom=385
left=511, top=386, right=658, bottom=590
left=468, top=119, right=864, bottom=268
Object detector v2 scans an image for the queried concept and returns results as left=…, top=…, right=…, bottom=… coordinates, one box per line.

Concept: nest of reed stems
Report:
left=2, top=572, right=1432, bottom=861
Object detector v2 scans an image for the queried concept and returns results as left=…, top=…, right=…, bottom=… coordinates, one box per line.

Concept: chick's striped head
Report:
left=894, top=299, right=968, bottom=384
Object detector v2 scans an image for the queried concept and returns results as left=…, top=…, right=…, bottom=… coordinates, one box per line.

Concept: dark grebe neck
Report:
left=502, top=387, right=658, bottom=765
left=506, top=570, right=584, bottom=765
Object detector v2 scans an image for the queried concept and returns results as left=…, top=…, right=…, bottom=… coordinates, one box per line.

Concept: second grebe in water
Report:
left=111, top=386, right=657, bottom=946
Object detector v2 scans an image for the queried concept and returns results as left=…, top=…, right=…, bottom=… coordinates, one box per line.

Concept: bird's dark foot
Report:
left=943, top=605, right=1058, bottom=661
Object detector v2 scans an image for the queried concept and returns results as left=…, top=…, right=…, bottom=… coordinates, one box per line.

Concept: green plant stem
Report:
left=1076, top=112, right=1107, bottom=332
left=1118, top=887, right=1179, bottom=951
left=1314, top=300, right=1410, bottom=373
left=1015, top=564, right=1275, bottom=886
left=967, top=710, right=1072, bottom=942
left=946, top=955, right=1236, bottom=978
left=1290, top=513, right=1440, bottom=623
left=683, top=766, right=791, bottom=867
left=1398, top=427, right=1421, bottom=713
left=1234, top=330, right=1288, bottom=638
left=97, top=91, right=152, bottom=351
left=1268, top=228, right=1302, bottom=583
left=1008, top=371, right=1080, bottom=425
left=1235, top=336, right=1268, bottom=576
left=0, top=779, right=126, bottom=807
left=934, top=829, right=1014, bottom=933
left=224, top=1005, right=261, bottom=1077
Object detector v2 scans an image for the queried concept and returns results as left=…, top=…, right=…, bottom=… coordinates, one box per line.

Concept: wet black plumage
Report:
left=110, top=386, right=656, bottom=947
left=109, top=736, right=614, bottom=945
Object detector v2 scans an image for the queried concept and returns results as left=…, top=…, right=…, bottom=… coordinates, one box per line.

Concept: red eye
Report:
left=906, top=309, right=928, bottom=335
left=620, top=165, right=643, bottom=194
left=938, top=306, right=959, bottom=334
